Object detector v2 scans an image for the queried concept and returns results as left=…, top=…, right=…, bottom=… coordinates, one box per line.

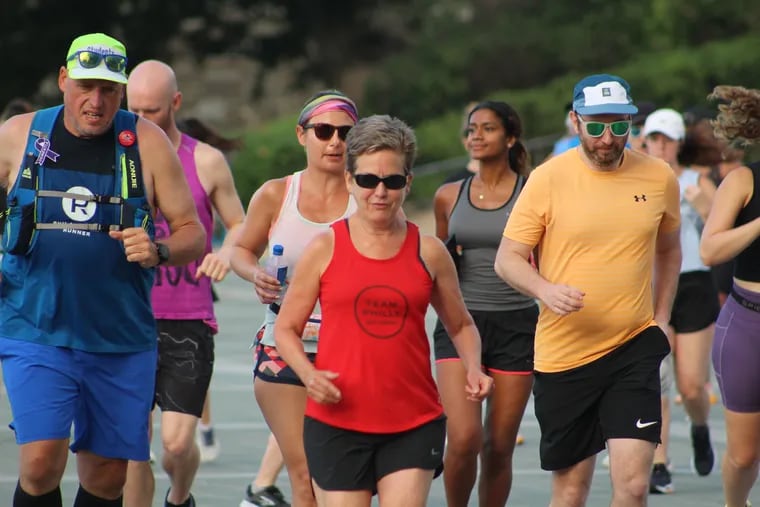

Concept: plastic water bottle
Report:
left=266, top=244, right=288, bottom=286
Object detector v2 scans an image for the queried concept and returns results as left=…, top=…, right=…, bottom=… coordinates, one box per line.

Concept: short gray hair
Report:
left=345, top=115, right=417, bottom=174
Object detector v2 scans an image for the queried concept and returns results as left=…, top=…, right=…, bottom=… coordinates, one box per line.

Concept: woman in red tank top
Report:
left=274, top=115, right=493, bottom=506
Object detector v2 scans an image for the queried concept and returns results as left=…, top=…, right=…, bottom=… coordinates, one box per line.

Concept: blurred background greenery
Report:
left=3, top=0, right=759, bottom=206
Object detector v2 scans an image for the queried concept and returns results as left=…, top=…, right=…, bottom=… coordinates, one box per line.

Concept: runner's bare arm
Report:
left=701, top=167, right=760, bottom=265
left=230, top=178, right=287, bottom=284
left=201, top=144, right=245, bottom=249
left=274, top=231, right=342, bottom=404
left=194, top=142, right=245, bottom=280
left=422, top=236, right=480, bottom=373
left=0, top=113, right=33, bottom=190
left=652, top=228, right=681, bottom=327
left=423, top=235, right=492, bottom=401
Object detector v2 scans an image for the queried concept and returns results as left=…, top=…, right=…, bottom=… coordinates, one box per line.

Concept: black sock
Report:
left=13, top=482, right=62, bottom=507
left=165, top=488, right=194, bottom=507
left=72, top=485, right=122, bottom=507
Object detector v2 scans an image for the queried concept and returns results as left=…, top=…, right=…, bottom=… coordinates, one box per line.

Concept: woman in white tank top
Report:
left=643, top=108, right=718, bottom=492
left=230, top=91, right=358, bottom=507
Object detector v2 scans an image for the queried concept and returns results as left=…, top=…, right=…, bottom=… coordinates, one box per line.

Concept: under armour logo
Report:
left=634, top=194, right=647, bottom=202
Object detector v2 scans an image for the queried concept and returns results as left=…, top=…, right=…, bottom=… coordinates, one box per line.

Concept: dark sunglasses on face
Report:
left=354, top=173, right=408, bottom=190
left=578, top=116, right=632, bottom=137
left=67, top=50, right=128, bottom=73
left=631, top=125, right=642, bottom=137
left=304, top=123, right=352, bottom=141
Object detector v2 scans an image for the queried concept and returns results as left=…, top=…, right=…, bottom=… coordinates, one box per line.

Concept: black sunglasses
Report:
left=304, top=123, right=352, bottom=141
left=67, top=50, right=128, bottom=74
left=354, top=173, right=408, bottom=190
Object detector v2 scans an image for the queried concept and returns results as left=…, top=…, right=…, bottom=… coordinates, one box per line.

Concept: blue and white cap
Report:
left=572, top=74, right=638, bottom=116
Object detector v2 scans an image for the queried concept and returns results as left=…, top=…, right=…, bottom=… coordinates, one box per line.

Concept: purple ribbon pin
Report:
left=35, top=137, right=60, bottom=165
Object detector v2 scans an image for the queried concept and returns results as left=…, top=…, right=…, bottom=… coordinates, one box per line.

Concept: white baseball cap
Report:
left=643, top=108, right=686, bottom=141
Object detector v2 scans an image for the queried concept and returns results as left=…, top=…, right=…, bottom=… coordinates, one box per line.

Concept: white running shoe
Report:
left=197, top=425, right=220, bottom=463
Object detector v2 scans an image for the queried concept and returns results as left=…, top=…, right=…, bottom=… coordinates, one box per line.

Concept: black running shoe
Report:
left=240, top=484, right=291, bottom=507
left=649, top=463, right=674, bottom=494
left=164, top=489, right=196, bottom=507
left=691, top=424, right=715, bottom=476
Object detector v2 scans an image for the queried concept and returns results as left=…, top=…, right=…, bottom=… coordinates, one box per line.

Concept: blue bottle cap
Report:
left=272, top=244, right=284, bottom=256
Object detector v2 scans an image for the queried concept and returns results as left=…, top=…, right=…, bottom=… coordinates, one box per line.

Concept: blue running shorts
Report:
left=0, top=337, right=157, bottom=460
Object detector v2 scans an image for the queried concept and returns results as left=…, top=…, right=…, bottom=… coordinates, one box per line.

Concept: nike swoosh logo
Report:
left=636, top=418, right=658, bottom=429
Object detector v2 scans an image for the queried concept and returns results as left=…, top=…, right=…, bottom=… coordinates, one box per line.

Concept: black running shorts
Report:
left=154, top=319, right=214, bottom=417
left=533, top=326, right=670, bottom=471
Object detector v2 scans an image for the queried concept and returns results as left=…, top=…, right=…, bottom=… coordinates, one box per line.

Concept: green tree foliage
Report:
left=363, top=0, right=760, bottom=124
left=232, top=34, right=760, bottom=205
left=413, top=34, right=760, bottom=164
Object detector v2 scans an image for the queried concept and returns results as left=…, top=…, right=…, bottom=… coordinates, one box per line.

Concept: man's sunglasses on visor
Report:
left=578, top=116, right=632, bottom=137
left=304, top=123, right=352, bottom=141
left=67, top=50, right=127, bottom=73
left=354, top=173, right=408, bottom=190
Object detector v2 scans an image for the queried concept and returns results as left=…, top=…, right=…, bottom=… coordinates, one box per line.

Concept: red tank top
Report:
left=305, top=219, right=444, bottom=433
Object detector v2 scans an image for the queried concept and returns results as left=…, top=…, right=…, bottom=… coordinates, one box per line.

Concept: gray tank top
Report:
left=448, top=175, right=535, bottom=311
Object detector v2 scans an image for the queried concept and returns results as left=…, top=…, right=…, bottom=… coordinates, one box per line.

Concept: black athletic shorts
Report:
left=670, top=270, right=720, bottom=333
left=433, top=305, right=537, bottom=373
left=533, top=325, right=670, bottom=471
left=304, top=415, right=445, bottom=492
left=154, top=319, right=214, bottom=417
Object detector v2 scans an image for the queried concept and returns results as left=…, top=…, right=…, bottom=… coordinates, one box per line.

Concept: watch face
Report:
left=157, top=243, right=169, bottom=264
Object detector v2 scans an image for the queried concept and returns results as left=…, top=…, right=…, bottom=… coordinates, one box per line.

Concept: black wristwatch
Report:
left=154, top=242, right=170, bottom=266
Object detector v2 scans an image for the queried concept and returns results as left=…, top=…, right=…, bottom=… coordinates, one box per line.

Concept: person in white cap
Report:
left=644, top=108, right=718, bottom=494
left=495, top=73, right=682, bottom=507
left=0, top=32, right=205, bottom=506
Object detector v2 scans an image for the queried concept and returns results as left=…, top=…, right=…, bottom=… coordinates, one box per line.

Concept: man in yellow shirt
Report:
left=495, top=73, right=682, bottom=507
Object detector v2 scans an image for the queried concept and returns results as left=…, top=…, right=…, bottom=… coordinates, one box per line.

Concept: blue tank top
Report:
left=0, top=107, right=156, bottom=353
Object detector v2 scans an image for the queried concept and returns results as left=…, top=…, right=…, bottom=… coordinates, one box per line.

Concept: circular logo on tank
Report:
left=118, top=130, right=136, bottom=147
left=354, top=286, right=409, bottom=339
left=62, top=186, right=96, bottom=222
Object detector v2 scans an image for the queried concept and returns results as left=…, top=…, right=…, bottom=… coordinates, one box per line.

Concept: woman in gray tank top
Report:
left=432, top=101, right=537, bottom=507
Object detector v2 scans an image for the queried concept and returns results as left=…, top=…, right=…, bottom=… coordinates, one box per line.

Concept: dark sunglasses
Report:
left=304, top=123, right=352, bottom=141
left=67, top=50, right=128, bottom=74
left=354, top=173, right=408, bottom=190
left=630, top=125, right=642, bottom=137
left=578, top=116, right=631, bottom=137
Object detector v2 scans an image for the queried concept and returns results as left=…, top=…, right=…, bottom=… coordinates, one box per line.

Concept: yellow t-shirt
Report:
left=503, top=148, right=680, bottom=372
